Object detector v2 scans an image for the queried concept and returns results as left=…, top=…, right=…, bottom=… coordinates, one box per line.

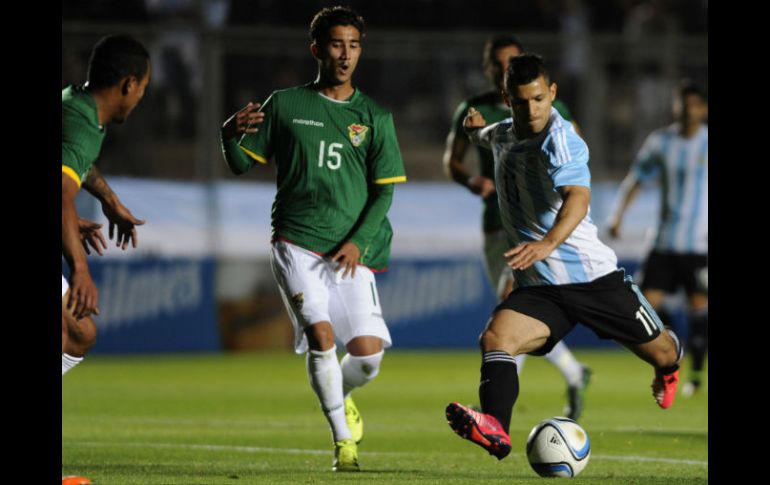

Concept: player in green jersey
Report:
left=442, top=34, right=592, bottom=421
left=62, top=35, right=150, bottom=376
left=220, top=6, right=406, bottom=472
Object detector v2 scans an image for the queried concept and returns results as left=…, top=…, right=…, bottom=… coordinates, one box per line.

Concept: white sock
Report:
left=341, top=350, right=384, bottom=398
left=513, top=353, right=527, bottom=374
left=306, top=346, right=351, bottom=442
left=544, top=341, right=584, bottom=387
left=62, top=353, right=83, bottom=376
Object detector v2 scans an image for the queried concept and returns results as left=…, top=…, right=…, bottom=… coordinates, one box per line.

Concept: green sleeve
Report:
left=348, top=183, right=394, bottom=252
left=61, top=105, right=96, bottom=183
left=220, top=135, right=254, bottom=175
left=239, top=93, right=275, bottom=164
left=369, top=113, right=407, bottom=184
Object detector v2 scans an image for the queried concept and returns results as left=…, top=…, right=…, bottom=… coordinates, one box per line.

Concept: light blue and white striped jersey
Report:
left=633, top=123, right=708, bottom=254
left=472, top=108, right=618, bottom=287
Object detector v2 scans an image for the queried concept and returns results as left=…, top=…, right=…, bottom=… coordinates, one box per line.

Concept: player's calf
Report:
left=649, top=329, right=683, bottom=409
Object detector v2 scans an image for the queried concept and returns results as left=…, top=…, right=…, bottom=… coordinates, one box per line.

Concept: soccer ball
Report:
left=526, top=417, right=590, bottom=478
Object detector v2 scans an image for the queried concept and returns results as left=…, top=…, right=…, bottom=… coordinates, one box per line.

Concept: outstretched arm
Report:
left=83, top=166, right=145, bottom=249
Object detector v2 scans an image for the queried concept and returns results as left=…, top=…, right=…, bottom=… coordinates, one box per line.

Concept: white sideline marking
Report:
left=71, top=441, right=707, bottom=466
left=592, top=454, right=707, bottom=466
left=66, top=417, right=709, bottom=436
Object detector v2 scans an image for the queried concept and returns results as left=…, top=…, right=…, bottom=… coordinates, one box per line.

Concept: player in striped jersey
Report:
left=443, top=34, right=591, bottom=422
left=445, top=54, right=683, bottom=461
left=608, top=81, right=708, bottom=397
left=220, top=6, right=406, bottom=472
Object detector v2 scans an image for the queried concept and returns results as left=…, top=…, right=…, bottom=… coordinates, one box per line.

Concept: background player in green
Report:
left=61, top=34, right=150, bottom=483
left=442, top=34, right=591, bottom=420
left=62, top=34, right=150, bottom=373
left=220, top=6, right=406, bottom=472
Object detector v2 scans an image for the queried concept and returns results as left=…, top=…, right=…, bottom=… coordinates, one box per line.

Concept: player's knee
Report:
left=341, top=350, right=383, bottom=387
left=305, top=322, right=335, bottom=351
left=66, top=316, right=98, bottom=354
left=480, top=328, right=500, bottom=351
left=480, top=328, right=522, bottom=355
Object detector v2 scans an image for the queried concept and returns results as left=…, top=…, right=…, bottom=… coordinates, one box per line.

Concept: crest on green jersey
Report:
left=348, top=124, right=369, bottom=147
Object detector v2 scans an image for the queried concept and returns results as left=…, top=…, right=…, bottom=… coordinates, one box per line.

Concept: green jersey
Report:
left=225, top=83, right=406, bottom=270
left=62, top=85, right=105, bottom=188
left=450, top=91, right=573, bottom=233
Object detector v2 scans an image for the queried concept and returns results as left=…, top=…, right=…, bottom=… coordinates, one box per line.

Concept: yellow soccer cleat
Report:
left=333, top=438, right=360, bottom=472
left=344, top=396, right=364, bottom=444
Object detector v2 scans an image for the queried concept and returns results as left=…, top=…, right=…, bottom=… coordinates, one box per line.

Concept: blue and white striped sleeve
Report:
left=544, top=129, right=591, bottom=190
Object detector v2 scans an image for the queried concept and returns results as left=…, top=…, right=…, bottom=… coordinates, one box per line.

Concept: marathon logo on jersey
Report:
left=291, top=292, right=304, bottom=311
left=348, top=123, right=369, bottom=147
left=292, top=118, right=324, bottom=127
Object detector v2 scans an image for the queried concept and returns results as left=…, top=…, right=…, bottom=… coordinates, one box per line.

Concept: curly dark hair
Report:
left=309, top=6, right=365, bottom=43
left=87, top=34, right=150, bottom=89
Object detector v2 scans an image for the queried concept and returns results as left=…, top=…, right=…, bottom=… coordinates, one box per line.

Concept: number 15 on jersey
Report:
left=319, top=140, right=343, bottom=170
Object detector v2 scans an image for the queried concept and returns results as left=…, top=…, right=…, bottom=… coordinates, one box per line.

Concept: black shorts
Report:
left=639, top=250, right=708, bottom=295
left=495, top=270, right=664, bottom=356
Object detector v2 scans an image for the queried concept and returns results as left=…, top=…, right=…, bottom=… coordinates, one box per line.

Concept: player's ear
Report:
left=502, top=89, right=511, bottom=107
left=120, top=76, right=136, bottom=96
left=310, top=42, right=320, bottom=60
left=549, top=82, right=557, bottom=101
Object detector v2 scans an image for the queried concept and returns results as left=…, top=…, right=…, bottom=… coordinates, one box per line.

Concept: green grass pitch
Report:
left=62, top=349, right=707, bottom=484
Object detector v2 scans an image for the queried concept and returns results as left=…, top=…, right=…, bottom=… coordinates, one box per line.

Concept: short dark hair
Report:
left=679, top=79, right=707, bottom=102
left=483, top=34, right=523, bottom=66
left=87, top=35, right=150, bottom=90
left=309, top=6, right=365, bottom=44
left=504, top=53, right=551, bottom=94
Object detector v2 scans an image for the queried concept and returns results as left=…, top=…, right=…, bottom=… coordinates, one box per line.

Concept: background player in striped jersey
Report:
left=608, top=80, right=708, bottom=397
left=443, top=34, right=591, bottom=421
left=62, top=34, right=150, bottom=485
left=444, top=54, right=683, bottom=461
left=220, top=6, right=406, bottom=472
